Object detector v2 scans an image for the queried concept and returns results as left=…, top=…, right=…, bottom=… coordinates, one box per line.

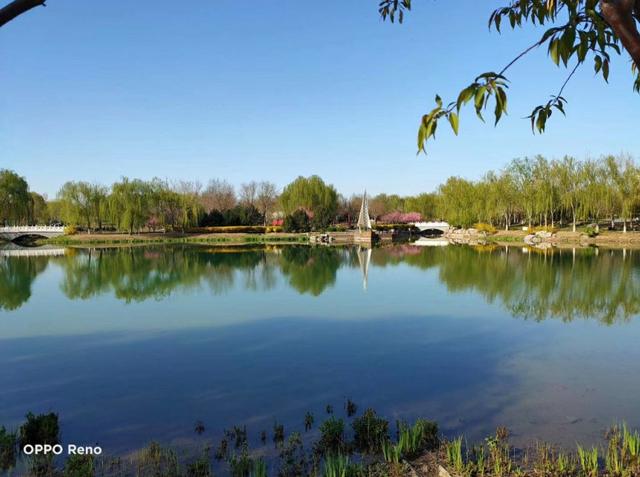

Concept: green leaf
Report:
left=549, top=39, right=560, bottom=66
left=448, top=112, right=459, bottom=135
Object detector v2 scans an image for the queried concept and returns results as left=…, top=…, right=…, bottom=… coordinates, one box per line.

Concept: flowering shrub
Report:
left=474, top=223, right=497, bottom=234
left=379, top=212, right=422, bottom=223
left=63, top=225, right=77, bottom=235
left=531, top=225, right=557, bottom=234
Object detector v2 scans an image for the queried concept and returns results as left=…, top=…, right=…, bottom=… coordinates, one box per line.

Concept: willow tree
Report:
left=109, top=178, right=152, bottom=234
left=279, top=175, right=338, bottom=228
left=0, top=169, right=31, bottom=226
left=378, top=1, right=640, bottom=152
left=605, top=154, right=639, bottom=231
left=57, top=181, right=107, bottom=232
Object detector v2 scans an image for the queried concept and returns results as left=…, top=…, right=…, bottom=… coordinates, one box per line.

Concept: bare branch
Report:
left=0, top=0, right=46, bottom=28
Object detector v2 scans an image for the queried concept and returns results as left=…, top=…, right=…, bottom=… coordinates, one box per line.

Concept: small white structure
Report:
left=357, top=191, right=372, bottom=232
left=412, top=221, right=450, bottom=234
left=0, top=226, right=65, bottom=241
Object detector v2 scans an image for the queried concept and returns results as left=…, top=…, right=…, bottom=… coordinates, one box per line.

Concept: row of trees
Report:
left=437, top=155, right=640, bottom=231
left=3, top=154, right=639, bottom=232
left=0, top=169, right=49, bottom=226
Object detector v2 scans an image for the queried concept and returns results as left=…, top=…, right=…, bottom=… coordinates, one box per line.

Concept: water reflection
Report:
left=1, top=243, right=639, bottom=324
left=0, top=254, right=49, bottom=311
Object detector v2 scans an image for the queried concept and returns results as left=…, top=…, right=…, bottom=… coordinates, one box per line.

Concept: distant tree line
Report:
left=435, top=154, right=640, bottom=231
left=2, top=153, right=639, bottom=233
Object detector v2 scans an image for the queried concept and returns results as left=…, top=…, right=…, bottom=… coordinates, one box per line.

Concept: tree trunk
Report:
left=0, top=0, right=45, bottom=27
left=572, top=208, right=576, bottom=233
left=623, top=219, right=627, bottom=233
left=601, top=0, right=640, bottom=69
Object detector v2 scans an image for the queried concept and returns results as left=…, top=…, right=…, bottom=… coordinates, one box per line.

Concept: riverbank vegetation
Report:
left=2, top=407, right=639, bottom=477
left=2, top=153, right=640, bottom=235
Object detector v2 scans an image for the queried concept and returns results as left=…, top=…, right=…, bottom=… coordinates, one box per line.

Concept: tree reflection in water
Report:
left=1, top=244, right=639, bottom=324
left=0, top=255, right=49, bottom=310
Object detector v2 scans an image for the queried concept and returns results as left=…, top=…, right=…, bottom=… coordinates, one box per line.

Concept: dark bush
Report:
left=414, top=419, right=439, bottom=451
left=200, top=205, right=264, bottom=227
left=0, top=426, right=16, bottom=472
left=283, top=210, right=311, bottom=233
left=278, top=432, right=307, bottom=477
left=18, top=412, right=60, bottom=449
left=189, top=226, right=267, bottom=234
left=63, top=454, right=94, bottom=477
left=352, top=409, right=389, bottom=454
left=316, top=417, right=346, bottom=456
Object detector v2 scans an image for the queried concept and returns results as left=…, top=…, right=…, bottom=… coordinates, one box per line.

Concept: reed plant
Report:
left=577, top=445, right=599, bottom=477
left=446, top=437, right=464, bottom=474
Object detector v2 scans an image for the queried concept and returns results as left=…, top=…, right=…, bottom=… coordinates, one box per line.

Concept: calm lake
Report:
left=1, top=242, right=640, bottom=455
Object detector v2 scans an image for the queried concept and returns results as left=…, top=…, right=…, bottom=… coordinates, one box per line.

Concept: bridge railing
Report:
left=0, top=226, right=65, bottom=233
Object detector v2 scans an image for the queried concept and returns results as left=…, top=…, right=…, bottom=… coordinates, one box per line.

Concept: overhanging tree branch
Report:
left=0, top=0, right=45, bottom=28
left=601, top=0, right=640, bottom=68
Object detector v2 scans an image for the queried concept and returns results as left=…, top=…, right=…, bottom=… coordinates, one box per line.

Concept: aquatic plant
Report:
left=194, top=421, right=206, bottom=435
left=18, top=412, right=60, bottom=448
left=324, top=453, right=350, bottom=477
left=214, top=437, right=229, bottom=461
left=351, top=408, right=389, bottom=454
left=62, top=454, right=94, bottom=477
left=186, top=453, right=212, bottom=477
left=135, top=442, right=180, bottom=477
left=326, top=405, right=334, bottom=415
left=323, top=454, right=364, bottom=477
left=380, top=419, right=439, bottom=467
left=397, top=419, right=439, bottom=458
left=345, top=399, right=357, bottom=418
left=226, top=425, right=248, bottom=449
left=305, top=412, right=315, bottom=432
left=473, top=445, right=486, bottom=476
left=251, top=459, right=267, bottom=477
left=604, top=423, right=640, bottom=476
left=486, top=429, right=513, bottom=477
left=260, top=430, right=267, bottom=445
left=446, top=437, right=464, bottom=474
left=229, top=445, right=253, bottom=477
left=317, top=418, right=346, bottom=456
left=18, top=412, right=61, bottom=477
left=273, top=422, right=285, bottom=447
left=577, top=445, right=599, bottom=477
left=0, top=426, right=17, bottom=472
left=555, top=451, right=575, bottom=476
left=381, top=440, right=400, bottom=464
left=278, top=432, right=308, bottom=477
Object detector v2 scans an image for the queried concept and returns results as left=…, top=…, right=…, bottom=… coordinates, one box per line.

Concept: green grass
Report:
left=41, top=234, right=309, bottom=246
left=577, top=445, right=599, bottom=477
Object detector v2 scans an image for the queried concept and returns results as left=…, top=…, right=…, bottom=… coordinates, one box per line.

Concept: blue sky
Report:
left=1, top=0, right=639, bottom=198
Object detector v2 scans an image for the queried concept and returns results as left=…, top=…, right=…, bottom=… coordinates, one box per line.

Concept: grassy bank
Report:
left=41, top=232, right=309, bottom=247
left=3, top=407, right=639, bottom=477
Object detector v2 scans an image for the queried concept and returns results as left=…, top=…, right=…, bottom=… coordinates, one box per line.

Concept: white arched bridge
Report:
left=412, top=221, right=450, bottom=234
left=0, top=226, right=65, bottom=241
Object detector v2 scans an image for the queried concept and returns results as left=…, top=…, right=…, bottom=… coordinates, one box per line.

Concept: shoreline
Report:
left=4, top=228, right=640, bottom=250
left=32, top=232, right=310, bottom=247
